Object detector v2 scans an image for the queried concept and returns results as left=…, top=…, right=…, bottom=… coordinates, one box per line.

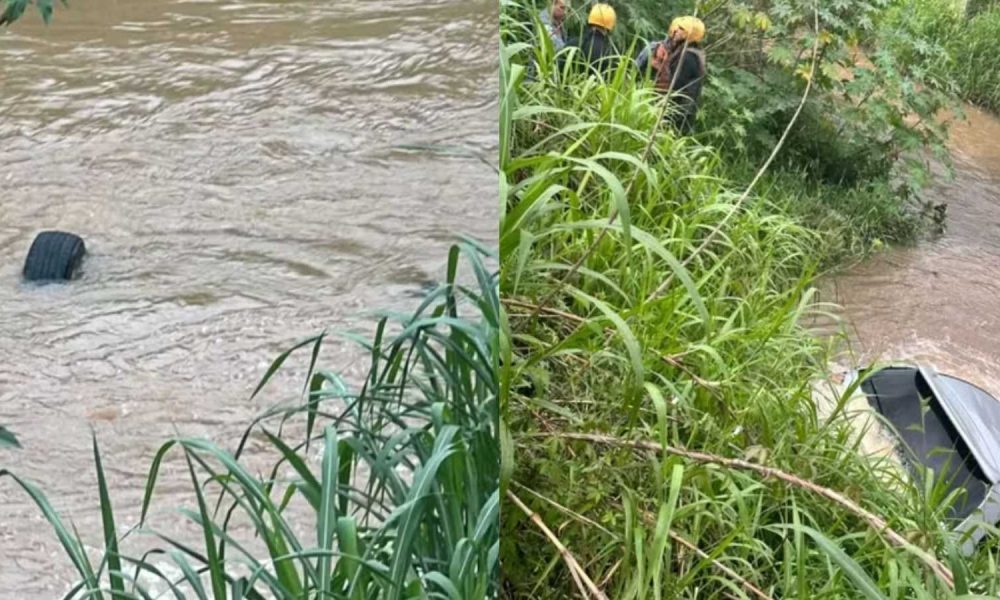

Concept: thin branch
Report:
left=504, top=297, right=587, bottom=324
left=538, top=432, right=955, bottom=589
left=508, top=490, right=611, bottom=600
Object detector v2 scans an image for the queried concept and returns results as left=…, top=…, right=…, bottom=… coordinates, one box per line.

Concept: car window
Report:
left=862, top=367, right=990, bottom=521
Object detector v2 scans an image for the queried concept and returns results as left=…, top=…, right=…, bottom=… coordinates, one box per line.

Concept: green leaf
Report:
left=0, top=469, right=100, bottom=591
left=0, top=426, right=20, bottom=449
left=92, top=433, right=125, bottom=595
left=792, top=525, right=888, bottom=600
left=182, top=450, right=227, bottom=600
left=317, top=425, right=341, bottom=597
left=36, top=0, right=53, bottom=23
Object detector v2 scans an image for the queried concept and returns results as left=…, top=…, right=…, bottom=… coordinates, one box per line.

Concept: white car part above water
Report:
left=814, top=363, right=1000, bottom=556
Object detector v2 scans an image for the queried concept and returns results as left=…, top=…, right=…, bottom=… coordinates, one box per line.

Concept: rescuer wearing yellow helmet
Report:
left=587, top=3, right=616, bottom=31
left=564, top=3, right=619, bottom=76
left=636, top=15, right=707, bottom=134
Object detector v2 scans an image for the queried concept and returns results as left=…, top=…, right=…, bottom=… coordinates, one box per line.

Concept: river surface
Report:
left=0, top=0, right=497, bottom=596
left=827, top=105, right=1000, bottom=393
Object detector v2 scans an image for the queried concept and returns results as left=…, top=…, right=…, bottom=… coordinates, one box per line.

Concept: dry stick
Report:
left=528, top=14, right=700, bottom=321
left=505, top=297, right=587, bottom=323
left=597, top=559, right=622, bottom=589
left=508, top=490, right=611, bottom=600
left=545, top=432, right=955, bottom=589
left=645, top=6, right=823, bottom=306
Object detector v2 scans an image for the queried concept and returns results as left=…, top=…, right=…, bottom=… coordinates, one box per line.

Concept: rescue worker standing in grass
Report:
left=566, top=3, right=618, bottom=77
left=636, top=16, right=707, bottom=134
left=539, top=0, right=568, bottom=51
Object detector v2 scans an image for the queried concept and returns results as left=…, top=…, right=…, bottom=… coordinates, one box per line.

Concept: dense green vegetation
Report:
left=882, top=0, right=1000, bottom=111
left=500, top=0, right=999, bottom=598
left=2, top=241, right=499, bottom=599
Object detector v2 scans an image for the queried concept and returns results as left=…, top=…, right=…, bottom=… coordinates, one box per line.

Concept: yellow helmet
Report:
left=668, top=16, right=706, bottom=43
left=587, top=3, right=616, bottom=31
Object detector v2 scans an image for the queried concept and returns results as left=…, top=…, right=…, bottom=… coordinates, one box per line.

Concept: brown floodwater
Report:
left=826, top=104, right=1000, bottom=392
left=0, top=0, right=496, bottom=596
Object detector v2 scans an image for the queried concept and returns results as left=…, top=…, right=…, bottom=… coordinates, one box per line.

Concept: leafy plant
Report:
left=0, top=0, right=65, bottom=26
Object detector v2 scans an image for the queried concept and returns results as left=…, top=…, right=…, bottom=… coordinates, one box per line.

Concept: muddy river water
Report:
left=0, top=0, right=496, bottom=595
left=828, top=105, right=1000, bottom=394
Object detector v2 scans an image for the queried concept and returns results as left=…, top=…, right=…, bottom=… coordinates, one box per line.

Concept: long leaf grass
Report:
left=499, top=7, right=1000, bottom=598
left=2, top=239, right=499, bottom=599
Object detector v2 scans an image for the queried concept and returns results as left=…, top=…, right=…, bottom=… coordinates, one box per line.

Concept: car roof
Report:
left=920, top=365, right=1000, bottom=485
left=850, top=364, right=1000, bottom=554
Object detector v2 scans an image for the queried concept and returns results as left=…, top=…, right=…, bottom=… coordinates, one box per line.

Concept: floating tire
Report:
left=22, top=231, right=86, bottom=282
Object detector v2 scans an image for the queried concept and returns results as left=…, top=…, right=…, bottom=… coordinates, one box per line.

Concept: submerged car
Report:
left=815, top=364, right=1000, bottom=555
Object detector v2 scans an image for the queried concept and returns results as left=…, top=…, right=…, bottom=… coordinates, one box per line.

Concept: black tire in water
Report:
left=22, top=231, right=86, bottom=281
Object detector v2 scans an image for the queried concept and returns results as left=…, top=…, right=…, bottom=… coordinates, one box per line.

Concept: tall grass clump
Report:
left=1, top=240, right=499, bottom=599
left=881, top=0, right=1000, bottom=112
left=948, top=8, right=1000, bottom=111
left=500, top=5, right=1000, bottom=598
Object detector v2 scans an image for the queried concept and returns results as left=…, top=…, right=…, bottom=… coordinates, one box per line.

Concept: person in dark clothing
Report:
left=636, top=16, right=706, bottom=134
left=563, top=3, right=618, bottom=78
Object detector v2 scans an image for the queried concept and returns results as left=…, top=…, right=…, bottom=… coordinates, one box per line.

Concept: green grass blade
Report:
left=318, top=425, right=341, bottom=597
left=302, top=334, right=326, bottom=452
left=249, top=334, right=325, bottom=401
left=0, top=469, right=100, bottom=592
left=566, top=286, right=644, bottom=396
left=792, top=525, right=888, bottom=600
left=140, top=440, right=177, bottom=525
left=335, top=515, right=365, bottom=599
left=92, top=433, right=125, bottom=595
left=338, top=438, right=354, bottom=516
left=262, top=429, right=321, bottom=509
left=168, top=550, right=209, bottom=600
left=386, top=426, right=459, bottom=600
left=183, top=450, right=227, bottom=600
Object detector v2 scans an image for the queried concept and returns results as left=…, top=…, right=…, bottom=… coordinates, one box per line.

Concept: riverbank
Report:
left=500, top=4, right=1000, bottom=596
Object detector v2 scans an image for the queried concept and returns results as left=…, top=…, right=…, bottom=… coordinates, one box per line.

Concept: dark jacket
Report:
left=564, top=26, right=617, bottom=77
left=637, top=41, right=706, bottom=133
